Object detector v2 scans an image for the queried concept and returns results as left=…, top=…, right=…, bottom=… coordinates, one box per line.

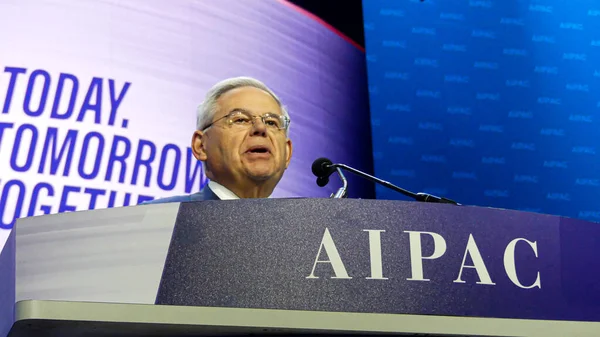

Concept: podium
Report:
left=2, top=198, right=600, bottom=336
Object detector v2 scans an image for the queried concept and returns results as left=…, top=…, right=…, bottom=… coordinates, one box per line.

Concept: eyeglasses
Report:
left=202, top=109, right=290, bottom=132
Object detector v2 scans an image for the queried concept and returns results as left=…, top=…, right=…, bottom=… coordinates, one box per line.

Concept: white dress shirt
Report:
left=208, top=180, right=272, bottom=200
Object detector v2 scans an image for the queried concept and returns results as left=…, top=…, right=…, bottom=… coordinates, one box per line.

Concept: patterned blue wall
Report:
left=364, top=0, right=600, bottom=221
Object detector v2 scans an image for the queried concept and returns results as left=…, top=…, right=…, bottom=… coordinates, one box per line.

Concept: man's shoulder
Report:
left=142, top=187, right=219, bottom=205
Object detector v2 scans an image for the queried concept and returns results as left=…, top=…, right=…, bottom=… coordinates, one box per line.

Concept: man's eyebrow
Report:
left=229, top=108, right=281, bottom=116
left=229, top=108, right=251, bottom=114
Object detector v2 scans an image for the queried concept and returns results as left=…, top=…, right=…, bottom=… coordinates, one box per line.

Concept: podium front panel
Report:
left=156, top=199, right=600, bottom=322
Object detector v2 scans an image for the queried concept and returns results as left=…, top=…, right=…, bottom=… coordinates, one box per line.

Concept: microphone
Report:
left=311, top=158, right=460, bottom=205
left=312, top=157, right=336, bottom=187
left=312, top=157, right=348, bottom=198
left=316, top=176, right=329, bottom=187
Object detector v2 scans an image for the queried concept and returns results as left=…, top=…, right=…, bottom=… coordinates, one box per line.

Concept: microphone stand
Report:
left=330, top=167, right=348, bottom=198
left=328, top=163, right=460, bottom=205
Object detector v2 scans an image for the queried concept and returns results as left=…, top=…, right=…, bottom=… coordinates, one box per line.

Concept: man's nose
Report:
left=250, top=117, right=267, bottom=136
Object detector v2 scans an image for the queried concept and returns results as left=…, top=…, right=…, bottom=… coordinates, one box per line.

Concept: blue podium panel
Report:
left=157, top=199, right=600, bottom=322
left=0, top=230, right=14, bottom=337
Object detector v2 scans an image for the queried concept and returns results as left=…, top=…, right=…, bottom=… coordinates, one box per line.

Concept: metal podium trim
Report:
left=9, top=300, right=600, bottom=337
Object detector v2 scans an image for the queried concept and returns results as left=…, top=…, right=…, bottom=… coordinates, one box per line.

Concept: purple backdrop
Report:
left=0, top=0, right=373, bottom=236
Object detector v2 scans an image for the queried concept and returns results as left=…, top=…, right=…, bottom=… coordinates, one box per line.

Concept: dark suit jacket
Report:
left=142, top=186, right=220, bottom=205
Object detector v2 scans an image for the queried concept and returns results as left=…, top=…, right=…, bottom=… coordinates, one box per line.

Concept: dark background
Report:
left=288, top=0, right=366, bottom=49
left=288, top=0, right=374, bottom=198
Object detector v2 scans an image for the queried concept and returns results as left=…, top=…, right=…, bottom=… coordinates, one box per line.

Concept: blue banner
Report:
left=364, top=0, right=600, bottom=221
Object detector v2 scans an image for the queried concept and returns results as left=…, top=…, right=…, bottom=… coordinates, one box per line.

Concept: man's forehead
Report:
left=227, top=107, right=283, bottom=116
left=219, top=86, right=277, bottom=103
left=217, top=88, right=282, bottom=113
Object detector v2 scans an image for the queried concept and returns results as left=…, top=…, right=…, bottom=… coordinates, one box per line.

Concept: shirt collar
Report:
left=207, top=180, right=273, bottom=200
left=208, top=180, right=239, bottom=200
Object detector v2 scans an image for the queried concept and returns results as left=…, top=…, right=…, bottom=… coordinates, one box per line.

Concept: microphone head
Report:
left=316, top=176, right=329, bottom=187
left=311, top=157, right=334, bottom=177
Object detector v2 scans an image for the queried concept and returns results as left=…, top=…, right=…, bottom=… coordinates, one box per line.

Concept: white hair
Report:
left=196, top=76, right=290, bottom=134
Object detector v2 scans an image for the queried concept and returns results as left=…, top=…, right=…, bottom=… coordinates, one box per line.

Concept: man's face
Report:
left=193, top=86, right=292, bottom=186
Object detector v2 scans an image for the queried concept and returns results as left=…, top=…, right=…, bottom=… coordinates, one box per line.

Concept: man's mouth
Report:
left=246, top=146, right=271, bottom=154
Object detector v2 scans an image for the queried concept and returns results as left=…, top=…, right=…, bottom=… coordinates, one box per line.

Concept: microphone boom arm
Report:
left=331, top=163, right=460, bottom=205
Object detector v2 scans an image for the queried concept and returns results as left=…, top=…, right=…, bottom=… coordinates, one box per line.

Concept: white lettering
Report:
left=405, top=231, right=446, bottom=281
left=503, top=238, right=541, bottom=289
left=454, top=234, right=495, bottom=285
left=364, top=229, right=388, bottom=279
left=306, top=228, right=352, bottom=279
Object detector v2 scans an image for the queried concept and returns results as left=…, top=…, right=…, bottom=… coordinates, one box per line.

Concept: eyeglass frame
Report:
left=201, top=108, right=290, bottom=132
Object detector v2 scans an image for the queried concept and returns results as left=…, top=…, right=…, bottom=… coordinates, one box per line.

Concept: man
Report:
left=145, top=77, right=293, bottom=203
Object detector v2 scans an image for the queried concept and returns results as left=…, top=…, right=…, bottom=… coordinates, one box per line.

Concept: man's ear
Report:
left=284, top=138, right=293, bottom=169
left=192, top=130, right=207, bottom=161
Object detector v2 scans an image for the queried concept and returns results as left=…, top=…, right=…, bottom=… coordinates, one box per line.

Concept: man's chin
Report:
left=245, top=167, right=277, bottom=181
left=248, top=174, right=272, bottom=182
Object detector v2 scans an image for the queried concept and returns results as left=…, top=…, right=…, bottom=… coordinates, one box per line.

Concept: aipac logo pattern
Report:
left=364, top=0, right=600, bottom=221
